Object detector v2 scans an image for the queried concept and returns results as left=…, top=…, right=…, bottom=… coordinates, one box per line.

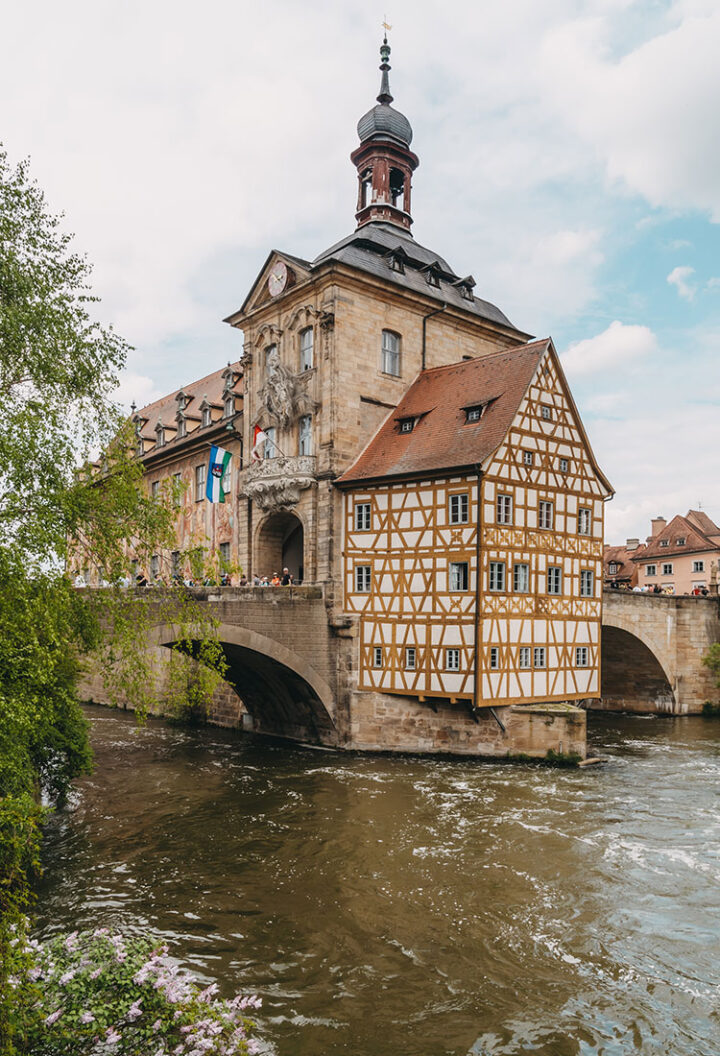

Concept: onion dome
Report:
left=357, top=37, right=413, bottom=147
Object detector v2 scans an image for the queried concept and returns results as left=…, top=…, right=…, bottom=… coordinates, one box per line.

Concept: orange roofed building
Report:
left=631, top=511, right=720, bottom=594
left=336, top=340, right=613, bottom=710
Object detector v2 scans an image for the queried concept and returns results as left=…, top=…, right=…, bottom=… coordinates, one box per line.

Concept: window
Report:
left=355, top=503, right=371, bottom=531
left=489, top=647, right=499, bottom=670
left=580, top=569, right=594, bottom=597
left=523, top=450, right=534, bottom=467
left=534, top=647, right=546, bottom=668
left=355, top=565, right=371, bottom=593
left=541, top=405, right=552, bottom=421
left=662, top=563, right=673, bottom=576
left=264, top=426, right=277, bottom=459
left=202, top=406, right=212, bottom=427
left=449, top=494, right=469, bottom=524
left=645, top=564, right=656, bottom=576
left=300, top=327, right=314, bottom=371
left=171, top=551, right=180, bottom=576
left=608, top=562, right=619, bottom=575
left=449, top=562, right=469, bottom=591
left=578, top=508, right=591, bottom=535
left=224, top=395, right=235, bottom=419
left=219, top=542, right=231, bottom=569
left=156, top=426, right=165, bottom=447
left=299, top=415, right=312, bottom=455
left=660, top=539, right=669, bottom=547
left=405, top=647, right=416, bottom=671
left=547, top=566, right=562, bottom=595
left=373, top=647, right=383, bottom=668
left=150, top=555, right=160, bottom=579
left=496, top=494, right=513, bottom=525
left=575, top=647, right=589, bottom=667
left=360, top=169, right=372, bottom=208
left=264, top=344, right=277, bottom=375
left=558, top=458, right=568, bottom=474
left=176, top=417, right=187, bottom=439
left=426, top=267, right=441, bottom=288
left=172, top=472, right=182, bottom=506
left=399, top=418, right=414, bottom=433
left=381, top=330, right=401, bottom=376
left=195, top=464, right=206, bottom=502
left=465, top=406, right=483, bottom=423
left=446, top=648, right=460, bottom=671
left=539, top=501, right=554, bottom=530
left=518, top=647, right=531, bottom=669
left=513, top=563, right=529, bottom=593
left=389, top=167, right=404, bottom=208
left=676, top=537, right=686, bottom=546
left=151, top=480, right=160, bottom=500
left=489, top=561, right=506, bottom=591
left=693, top=560, right=705, bottom=573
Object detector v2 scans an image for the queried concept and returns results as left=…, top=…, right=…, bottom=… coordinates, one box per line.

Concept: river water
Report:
left=36, top=706, right=720, bottom=1055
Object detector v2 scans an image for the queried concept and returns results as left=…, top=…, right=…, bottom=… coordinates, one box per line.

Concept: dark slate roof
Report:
left=312, top=222, right=522, bottom=332
left=357, top=102, right=413, bottom=146
left=336, top=340, right=549, bottom=484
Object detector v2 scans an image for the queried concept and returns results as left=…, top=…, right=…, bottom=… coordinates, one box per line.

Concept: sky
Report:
left=2, top=0, right=719, bottom=543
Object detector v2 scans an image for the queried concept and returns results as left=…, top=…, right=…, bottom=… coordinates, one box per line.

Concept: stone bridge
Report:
left=600, top=590, right=720, bottom=713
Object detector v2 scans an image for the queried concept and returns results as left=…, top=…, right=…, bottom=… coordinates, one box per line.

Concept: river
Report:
left=36, top=706, right=720, bottom=1055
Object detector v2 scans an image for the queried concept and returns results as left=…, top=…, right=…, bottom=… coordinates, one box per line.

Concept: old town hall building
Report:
left=128, top=37, right=612, bottom=752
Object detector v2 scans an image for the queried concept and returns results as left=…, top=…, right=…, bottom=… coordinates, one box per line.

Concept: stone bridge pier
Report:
left=600, top=591, right=720, bottom=714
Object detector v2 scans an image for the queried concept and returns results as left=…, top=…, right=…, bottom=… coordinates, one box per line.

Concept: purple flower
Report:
left=126, top=1000, right=143, bottom=1021
left=90, top=967, right=102, bottom=979
left=64, top=931, right=79, bottom=951
left=59, top=970, right=75, bottom=985
left=106, top=1027, right=121, bottom=1044
left=80, top=1011, right=95, bottom=1024
left=45, top=1010, right=63, bottom=1026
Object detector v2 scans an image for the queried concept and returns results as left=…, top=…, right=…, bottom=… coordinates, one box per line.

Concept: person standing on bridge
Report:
left=281, top=567, right=294, bottom=585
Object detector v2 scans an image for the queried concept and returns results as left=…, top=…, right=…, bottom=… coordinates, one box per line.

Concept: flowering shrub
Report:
left=7, top=924, right=260, bottom=1055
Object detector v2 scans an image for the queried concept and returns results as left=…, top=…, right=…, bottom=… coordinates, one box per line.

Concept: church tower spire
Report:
left=351, top=36, right=419, bottom=232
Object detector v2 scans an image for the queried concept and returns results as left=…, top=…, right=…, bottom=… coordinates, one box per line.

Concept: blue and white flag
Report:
left=206, top=445, right=231, bottom=503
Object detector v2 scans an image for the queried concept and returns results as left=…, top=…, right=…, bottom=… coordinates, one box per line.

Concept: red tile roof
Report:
left=604, top=544, right=645, bottom=583
left=337, top=340, right=551, bottom=484
left=133, top=363, right=242, bottom=442
left=634, top=511, right=720, bottom=561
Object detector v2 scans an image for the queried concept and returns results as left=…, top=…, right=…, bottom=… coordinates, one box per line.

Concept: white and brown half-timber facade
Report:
left=337, top=340, right=613, bottom=710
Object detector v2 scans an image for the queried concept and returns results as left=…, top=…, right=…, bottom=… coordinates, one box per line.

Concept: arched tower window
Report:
left=389, top=168, right=404, bottom=208
left=361, top=169, right=373, bottom=208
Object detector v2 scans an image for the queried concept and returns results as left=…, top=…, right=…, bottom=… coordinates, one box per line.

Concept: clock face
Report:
left=268, top=260, right=288, bottom=297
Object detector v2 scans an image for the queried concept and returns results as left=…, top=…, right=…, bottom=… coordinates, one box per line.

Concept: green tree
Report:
left=0, top=149, right=227, bottom=1052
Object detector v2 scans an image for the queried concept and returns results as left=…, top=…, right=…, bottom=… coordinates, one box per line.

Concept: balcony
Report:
left=242, top=455, right=317, bottom=512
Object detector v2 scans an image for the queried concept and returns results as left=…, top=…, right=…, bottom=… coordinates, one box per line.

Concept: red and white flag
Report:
left=251, top=425, right=269, bottom=462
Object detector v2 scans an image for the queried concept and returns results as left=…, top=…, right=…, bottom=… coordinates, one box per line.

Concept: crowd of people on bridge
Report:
left=72, top=568, right=297, bottom=589
left=607, top=581, right=711, bottom=596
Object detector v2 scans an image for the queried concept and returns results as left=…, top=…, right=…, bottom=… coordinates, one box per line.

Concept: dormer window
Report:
left=676, top=537, right=686, bottom=546
left=425, top=267, right=441, bottom=288
left=175, top=389, right=187, bottom=412
left=385, top=247, right=407, bottom=274
left=453, top=275, right=476, bottom=301
left=155, top=421, right=165, bottom=448
left=660, top=539, right=669, bottom=547
left=608, top=562, right=619, bottom=575
left=202, top=406, right=212, bottom=428
left=465, top=405, right=484, bottom=423
left=224, top=395, right=235, bottom=419
left=176, top=417, right=186, bottom=439
left=399, top=417, right=414, bottom=434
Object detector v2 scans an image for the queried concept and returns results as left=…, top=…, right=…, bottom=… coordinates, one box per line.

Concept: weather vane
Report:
left=382, top=15, right=392, bottom=34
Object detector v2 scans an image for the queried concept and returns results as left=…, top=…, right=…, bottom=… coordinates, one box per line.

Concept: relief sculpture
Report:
left=258, top=346, right=315, bottom=429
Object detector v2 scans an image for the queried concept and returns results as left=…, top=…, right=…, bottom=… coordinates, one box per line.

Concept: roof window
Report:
left=676, top=537, right=686, bottom=545
left=398, top=417, right=415, bottom=434
left=465, top=405, right=484, bottom=423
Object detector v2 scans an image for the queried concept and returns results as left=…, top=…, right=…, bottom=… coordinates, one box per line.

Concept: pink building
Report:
left=632, top=511, right=720, bottom=595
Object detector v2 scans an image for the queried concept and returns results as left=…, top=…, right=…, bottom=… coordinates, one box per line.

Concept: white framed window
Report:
left=224, top=395, right=235, bottom=419
left=299, top=415, right=312, bottom=455
left=381, top=330, right=401, bottom=376
left=355, top=503, right=371, bottom=531
left=489, top=647, right=499, bottom=670
left=518, top=646, right=531, bottom=669
left=533, top=647, right=546, bottom=669
left=496, top=494, right=513, bottom=525
left=156, top=426, right=165, bottom=448
left=645, top=564, right=656, bottom=575
left=373, top=646, right=383, bottom=668
left=299, top=327, right=314, bottom=371
left=176, top=417, right=187, bottom=438
left=608, top=562, right=619, bottom=575
left=355, top=565, right=371, bottom=593
left=575, top=647, right=589, bottom=667
left=399, top=418, right=414, bottom=433
left=522, top=450, right=534, bottom=466
left=195, top=464, right=206, bottom=502
left=202, top=406, right=212, bottom=427
left=676, top=537, right=686, bottom=546
left=660, top=539, right=669, bottom=548
left=219, top=542, right=231, bottom=569
left=513, top=563, right=529, bottom=593
left=547, top=566, right=562, bottom=595
left=541, top=405, right=552, bottom=421
left=465, top=406, right=483, bottom=423
left=405, top=647, right=416, bottom=671
left=558, top=458, right=568, bottom=474
left=151, top=480, right=160, bottom=500
left=449, top=562, right=469, bottom=591
left=264, top=426, right=277, bottom=459
left=150, top=555, right=160, bottom=579
left=489, top=561, right=506, bottom=591
left=539, top=500, right=554, bottom=530
left=172, top=472, right=182, bottom=507
left=446, top=648, right=460, bottom=671
left=662, top=563, right=673, bottom=575
left=580, top=569, right=594, bottom=597
left=693, top=560, right=705, bottom=573
left=449, top=494, right=469, bottom=524
left=578, top=508, right=591, bottom=535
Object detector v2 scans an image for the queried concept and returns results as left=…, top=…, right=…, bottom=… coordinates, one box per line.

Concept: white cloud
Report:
left=667, top=265, right=696, bottom=300
left=113, top=373, right=165, bottom=413
left=561, top=321, right=658, bottom=376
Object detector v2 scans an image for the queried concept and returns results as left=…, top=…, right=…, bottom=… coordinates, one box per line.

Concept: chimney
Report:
left=650, top=516, right=666, bottom=539
left=626, top=538, right=640, bottom=551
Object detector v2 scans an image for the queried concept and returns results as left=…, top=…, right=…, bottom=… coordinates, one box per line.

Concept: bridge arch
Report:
left=149, top=620, right=338, bottom=746
left=601, top=603, right=676, bottom=713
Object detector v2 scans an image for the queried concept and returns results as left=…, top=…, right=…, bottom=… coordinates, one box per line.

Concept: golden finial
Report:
left=382, top=15, right=392, bottom=35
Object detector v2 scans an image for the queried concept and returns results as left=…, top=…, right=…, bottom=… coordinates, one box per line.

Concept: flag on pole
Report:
left=251, top=425, right=269, bottom=462
left=206, top=445, right=231, bottom=503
